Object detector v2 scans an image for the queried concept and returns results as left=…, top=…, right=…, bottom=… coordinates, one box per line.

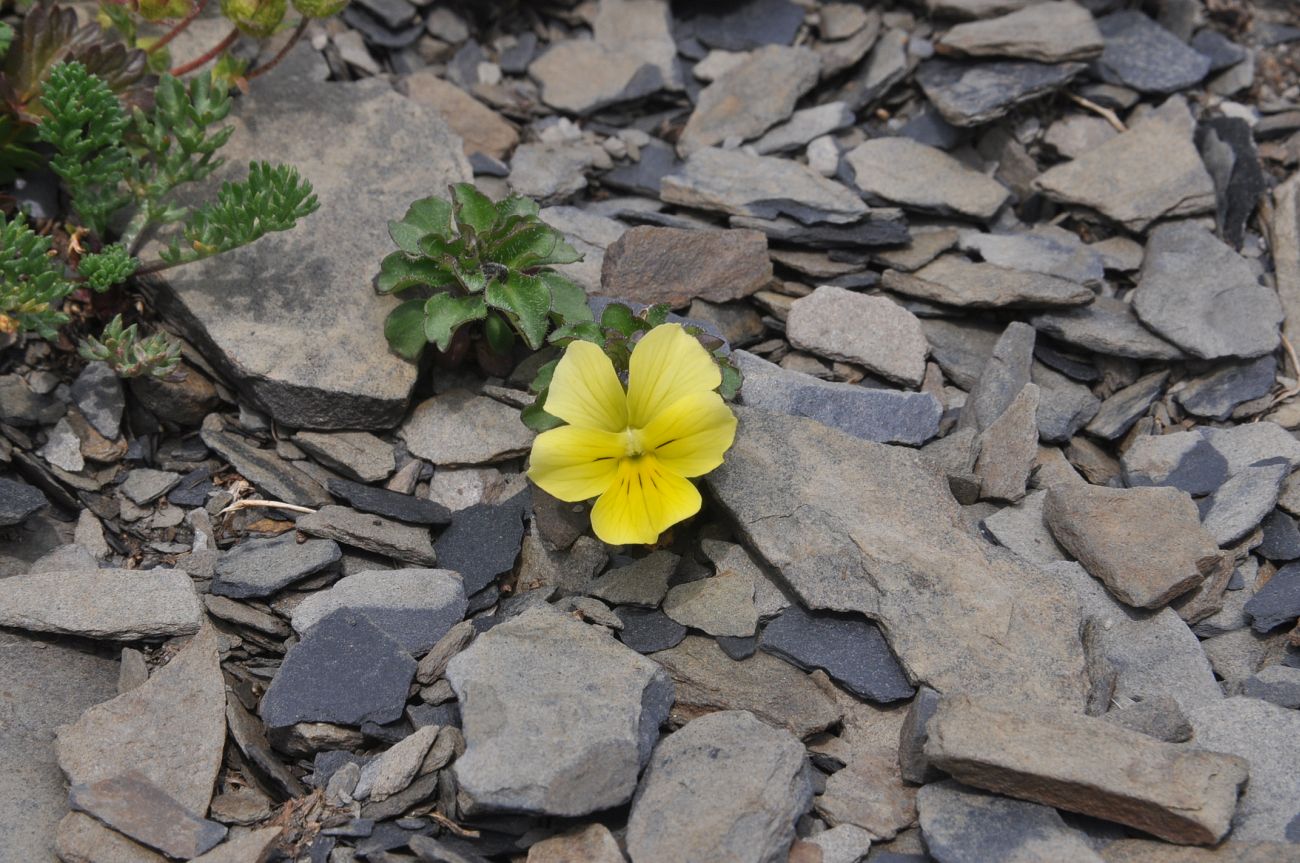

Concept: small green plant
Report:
left=78, top=312, right=182, bottom=378
left=522, top=301, right=741, bottom=432
left=2, top=59, right=317, bottom=374
left=378, top=184, right=594, bottom=366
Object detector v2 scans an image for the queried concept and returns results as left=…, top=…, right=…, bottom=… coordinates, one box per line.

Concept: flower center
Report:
left=622, top=427, right=647, bottom=458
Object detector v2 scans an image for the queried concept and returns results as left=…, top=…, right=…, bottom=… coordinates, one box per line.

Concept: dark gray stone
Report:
left=0, top=478, right=48, bottom=527
left=260, top=609, right=416, bottom=730
left=1094, top=11, right=1212, bottom=94
left=918, top=779, right=1103, bottom=863
left=678, top=0, right=805, bottom=51
left=326, top=477, right=450, bottom=526
left=432, top=492, right=527, bottom=596
left=1032, top=363, right=1100, bottom=444
left=69, top=362, right=123, bottom=440
left=297, top=505, right=437, bottom=566
left=211, top=533, right=342, bottom=599
left=959, top=321, right=1035, bottom=434
left=917, top=58, right=1086, bottom=127
left=1242, top=664, right=1300, bottom=708
left=603, top=141, right=680, bottom=197
left=1259, top=510, right=1300, bottom=561
left=735, top=350, right=941, bottom=446
left=0, top=376, right=64, bottom=427
left=1197, top=117, right=1267, bottom=250
left=352, top=0, right=415, bottom=30
left=1200, top=458, right=1289, bottom=545
left=199, top=419, right=332, bottom=507
left=1191, top=30, right=1247, bottom=72
left=729, top=212, right=911, bottom=249
left=1177, top=356, right=1276, bottom=420
left=899, top=686, right=943, bottom=784
left=920, top=317, right=1002, bottom=390
left=616, top=607, right=687, bottom=653
left=716, top=634, right=758, bottom=660
left=1103, top=695, right=1193, bottom=742
left=168, top=467, right=212, bottom=507
left=119, top=468, right=181, bottom=506
left=1084, top=371, right=1168, bottom=440
left=1245, top=561, right=1300, bottom=633
left=291, top=569, right=467, bottom=654
left=1031, top=296, right=1186, bottom=361
left=760, top=604, right=915, bottom=702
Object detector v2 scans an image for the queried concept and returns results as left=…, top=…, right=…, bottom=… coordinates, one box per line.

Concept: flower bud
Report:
left=220, top=0, right=287, bottom=37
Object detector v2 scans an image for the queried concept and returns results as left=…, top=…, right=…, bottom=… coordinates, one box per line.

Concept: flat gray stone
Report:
left=1032, top=363, right=1100, bottom=443
left=1034, top=103, right=1216, bottom=231
left=959, top=227, right=1105, bottom=288
left=916, top=58, right=1086, bottom=127
left=0, top=568, right=201, bottom=640
left=753, top=102, right=856, bottom=155
left=884, top=255, right=1094, bottom=309
left=1176, top=356, right=1277, bottom=420
left=587, top=551, right=677, bottom=607
left=143, top=59, right=470, bottom=429
left=1030, top=296, right=1186, bottom=360
left=399, top=390, right=534, bottom=466
left=0, top=478, right=48, bottom=527
left=599, top=226, right=772, bottom=309
left=447, top=607, right=673, bottom=816
left=70, top=361, right=123, bottom=440
left=759, top=603, right=914, bottom=702
left=649, top=636, right=841, bottom=738
left=119, top=469, right=181, bottom=505
left=1132, top=221, right=1283, bottom=360
left=663, top=571, right=757, bottom=638
left=1242, top=664, right=1300, bottom=708
left=706, top=408, right=1088, bottom=708
left=1084, top=370, right=1168, bottom=440
left=211, top=533, right=341, bottom=598
left=291, top=568, right=466, bottom=654
left=974, top=383, right=1040, bottom=502
left=297, top=505, right=437, bottom=566
left=918, top=779, right=1104, bottom=863
left=734, top=350, right=941, bottom=446
left=1044, top=113, right=1119, bottom=160
left=1204, top=422, right=1300, bottom=477
left=844, top=138, right=1010, bottom=220
left=1200, top=459, right=1290, bottom=546
left=814, top=751, right=917, bottom=840
left=661, top=148, right=869, bottom=225
left=679, top=45, right=821, bottom=154
left=959, top=321, right=1035, bottom=434
left=0, top=631, right=117, bottom=862
left=1121, top=431, right=1228, bottom=495
left=938, top=1, right=1103, bottom=62
left=786, top=287, right=929, bottom=387
left=260, top=609, right=417, bottom=730
left=508, top=142, right=596, bottom=204
left=1186, top=697, right=1300, bottom=843
left=1044, top=484, right=1221, bottom=609
left=626, top=711, right=812, bottom=863
left=69, top=773, right=226, bottom=859
left=293, top=430, right=395, bottom=483
left=1095, top=10, right=1212, bottom=94
left=982, top=491, right=1067, bottom=565
left=199, top=418, right=331, bottom=507
left=920, top=317, right=1002, bottom=390
left=39, top=418, right=83, bottom=473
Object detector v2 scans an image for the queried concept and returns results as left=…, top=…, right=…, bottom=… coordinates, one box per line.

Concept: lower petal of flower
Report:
left=527, top=425, right=624, bottom=502
left=590, top=455, right=702, bottom=545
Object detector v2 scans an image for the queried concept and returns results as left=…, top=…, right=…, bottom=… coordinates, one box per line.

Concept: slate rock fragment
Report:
left=211, top=533, right=342, bottom=599
left=760, top=604, right=915, bottom=702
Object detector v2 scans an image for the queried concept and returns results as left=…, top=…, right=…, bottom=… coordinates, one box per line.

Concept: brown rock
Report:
left=1100, top=838, right=1300, bottom=862
left=68, top=772, right=226, bottom=859
left=924, top=694, right=1248, bottom=846
left=814, top=752, right=917, bottom=840
left=190, top=827, right=283, bottom=863
left=785, top=287, right=929, bottom=387
left=526, top=823, right=625, bottom=863
left=400, top=71, right=519, bottom=159
left=55, top=812, right=168, bottom=863
left=599, top=226, right=772, bottom=309
left=128, top=364, right=220, bottom=428
left=883, top=255, right=1094, bottom=309
left=974, top=383, right=1039, bottom=502
left=650, top=636, right=842, bottom=737
left=1044, top=484, right=1223, bottom=609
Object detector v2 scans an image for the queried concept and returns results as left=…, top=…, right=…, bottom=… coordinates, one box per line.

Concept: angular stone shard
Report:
left=884, top=255, right=1093, bottom=309
left=143, top=62, right=470, bottom=429
left=68, top=772, right=227, bottom=859
left=0, top=568, right=201, bottom=640
left=679, top=45, right=821, bottom=154
left=706, top=408, right=1088, bottom=709
left=786, top=287, right=929, bottom=387
left=937, top=1, right=1104, bottom=62
left=924, top=694, right=1248, bottom=846
left=399, top=390, right=534, bottom=466
left=447, top=607, right=673, bottom=816
left=600, top=226, right=772, bottom=309
left=296, top=505, right=437, bottom=566
left=290, top=568, right=467, bottom=654
left=211, top=533, right=341, bottom=599
left=844, top=138, right=1010, bottom=220
left=626, top=711, right=812, bottom=863
left=1043, top=484, right=1222, bottom=609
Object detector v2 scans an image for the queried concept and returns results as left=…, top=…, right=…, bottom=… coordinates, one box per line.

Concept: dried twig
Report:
left=1269, top=333, right=1300, bottom=407
left=1065, top=92, right=1127, bottom=134
left=217, top=498, right=316, bottom=516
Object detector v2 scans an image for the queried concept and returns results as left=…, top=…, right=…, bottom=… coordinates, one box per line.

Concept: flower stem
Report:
left=246, top=17, right=309, bottom=81
left=149, top=0, right=211, bottom=54
left=170, top=26, right=239, bottom=76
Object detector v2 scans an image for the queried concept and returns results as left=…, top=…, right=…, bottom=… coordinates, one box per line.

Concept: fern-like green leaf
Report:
left=1, top=212, right=75, bottom=339
left=78, top=243, right=138, bottom=292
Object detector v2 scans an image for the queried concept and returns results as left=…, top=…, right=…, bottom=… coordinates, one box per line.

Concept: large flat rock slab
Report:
left=143, top=53, right=471, bottom=430
left=706, top=408, right=1088, bottom=708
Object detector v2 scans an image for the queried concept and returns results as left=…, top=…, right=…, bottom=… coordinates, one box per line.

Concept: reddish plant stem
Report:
left=149, top=0, right=211, bottom=54
left=169, top=25, right=239, bottom=76
left=246, top=17, right=309, bottom=81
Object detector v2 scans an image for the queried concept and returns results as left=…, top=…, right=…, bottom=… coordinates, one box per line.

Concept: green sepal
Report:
left=600, top=302, right=638, bottom=337
left=423, top=292, right=487, bottom=352
left=483, top=311, right=515, bottom=355
left=486, top=271, right=551, bottom=350
left=719, top=362, right=742, bottom=401
left=521, top=388, right=564, bottom=432
left=383, top=298, right=429, bottom=361
left=376, top=252, right=453, bottom=294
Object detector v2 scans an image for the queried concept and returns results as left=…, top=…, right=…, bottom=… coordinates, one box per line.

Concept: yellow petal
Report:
left=545, top=340, right=628, bottom=432
left=590, top=455, right=702, bottom=545
left=640, top=390, right=738, bottom=477
left=626, top=324, right=721, bottom=428
left=527, top=425, right=624, bottom=502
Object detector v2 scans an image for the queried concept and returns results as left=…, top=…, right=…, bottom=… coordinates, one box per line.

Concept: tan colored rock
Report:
left=55, top=813, right=168, bottom=863
left=787, top=287, right=929, bottom=387
left=0, top=568, right=200, bottom=640
left=401, top=71, right=519, bottom=159
left=883, top=255, right=1093, bottom=309
left=679, top=45, right=821, bottom=154
left=527, top=823, right=626, bottom=862
left=814, top=752, right=916, bottom=840
left=938, top=1, right=1103, bottom=62
left=651, top=636, right=842, bottom=737
left=974, top=383, right=1039, bottom=502
left=1101, top=838, right=1300, bottom=862
left=844, top=138, right=1010, bottom=221
left=1044, top=484, right=1222, bottom=609
left=600, top=226, right=772, bottom=308
left=190, top=827, right=283, bottom=863
left=924, top=695, right=1248, bottom=846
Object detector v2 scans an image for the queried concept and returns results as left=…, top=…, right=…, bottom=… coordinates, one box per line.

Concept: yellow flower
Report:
left=527, top=323, right=738, bottom=545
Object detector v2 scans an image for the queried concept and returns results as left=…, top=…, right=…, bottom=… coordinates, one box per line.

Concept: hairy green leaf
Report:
left=451, top=183, right=498, bottom=236
left=483, top=310, right=515, bottom=355
left=389, top=196, right=453, bottom=252
left=600, top=302, right=638, bottom=337
left=542, top=271, right=590, bottom=321
left=423, top=292, right=487, bottom=352
left=487, top=271, right=551, bottom=350
left=383, top=298, right=429, bottom=361
left=376, top=252, right=454, bottom=294
left=521, top=389, right=564, bottom=432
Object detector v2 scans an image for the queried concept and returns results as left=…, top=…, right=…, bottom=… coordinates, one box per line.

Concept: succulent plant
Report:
left=78, top=313, right=183, bottom=378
